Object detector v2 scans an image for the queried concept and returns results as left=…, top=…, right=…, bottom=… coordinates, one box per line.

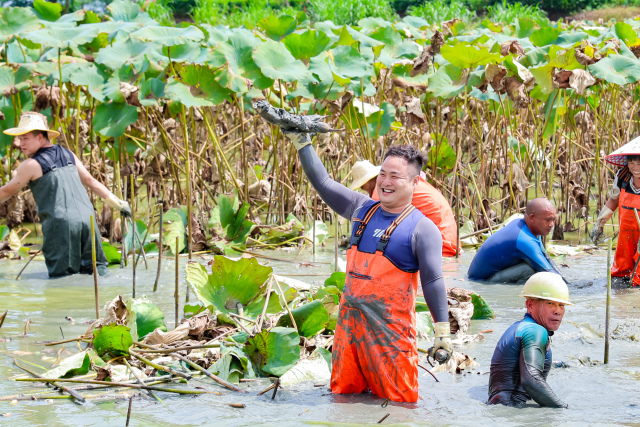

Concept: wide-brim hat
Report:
left=3, top=112, right=60, bottom=139
left=605, top=135, right=640, bottom=166
left=350, top=160, right=381, bottom=190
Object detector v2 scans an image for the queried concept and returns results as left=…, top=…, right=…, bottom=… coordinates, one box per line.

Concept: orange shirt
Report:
left=372, top=177, right=460, bottom=256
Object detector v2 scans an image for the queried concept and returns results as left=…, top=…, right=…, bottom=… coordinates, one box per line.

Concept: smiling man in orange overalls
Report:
left=283, top=130, right=451, bottom=403
left=592, top=138, right=640, bottom=285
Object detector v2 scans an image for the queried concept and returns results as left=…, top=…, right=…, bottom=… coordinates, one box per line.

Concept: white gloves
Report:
left=429, top=322, right=452, bottom=363
left=282, top=130, right=312, bottom=151
left=103, top=192, right=132, bottom=217
left=590, top=206, right=614, bottom=244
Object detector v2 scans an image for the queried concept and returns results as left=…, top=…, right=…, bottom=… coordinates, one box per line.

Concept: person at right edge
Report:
left=488, top=272, right=571, bottom=408
left=284, top=132, right=450, bottom=403
left=592, top=138, right=640, bottom=286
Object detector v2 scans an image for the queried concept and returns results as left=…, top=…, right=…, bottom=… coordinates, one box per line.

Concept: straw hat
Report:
left=350, top=160, right=381, bottom=190
left=3, top=112, right=59, bottom=139
left=605, top=135, right=640, bottom=166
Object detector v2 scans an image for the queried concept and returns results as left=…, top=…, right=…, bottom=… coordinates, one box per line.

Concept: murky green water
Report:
left=1, top=245, right=640, bottom=426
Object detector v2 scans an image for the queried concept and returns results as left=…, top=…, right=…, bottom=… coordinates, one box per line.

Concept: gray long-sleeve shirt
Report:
left=299, top=145, right=449, bottom=323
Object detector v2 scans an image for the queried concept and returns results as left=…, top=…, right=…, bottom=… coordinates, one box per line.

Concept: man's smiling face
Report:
left=376, top=156, right=419, bottom=213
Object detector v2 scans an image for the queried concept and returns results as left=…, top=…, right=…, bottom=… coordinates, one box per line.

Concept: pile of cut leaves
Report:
left=10, top=256, right=494, bottom=404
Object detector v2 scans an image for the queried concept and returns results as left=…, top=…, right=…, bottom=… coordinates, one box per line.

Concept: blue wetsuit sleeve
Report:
left=298, top=145, right=371, bottom=219
left=517, top=236, right=562, bottom=276
left=519, top=325, right=567, bottom=408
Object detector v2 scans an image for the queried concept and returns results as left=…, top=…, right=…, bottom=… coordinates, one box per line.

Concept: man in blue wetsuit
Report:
left=468, top=198, right=565, bottom=283
left=488, top=272, right=571, bottom=408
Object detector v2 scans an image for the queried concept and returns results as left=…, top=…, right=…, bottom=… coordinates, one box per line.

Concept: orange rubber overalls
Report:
left=611, top=188, right=640, bottom=285
left=331, top=202, right=421, bottom=403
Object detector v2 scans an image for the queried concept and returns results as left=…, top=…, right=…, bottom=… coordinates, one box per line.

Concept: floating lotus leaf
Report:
left=277, top=300, right=329, bottom=338
left=244, top=327, right=301, bottom=376
left=0, top=7, right=41, bottom=43
left=102, top=242, right=121, bottom=265
left=589, top=54, right=640, bottom=86
left=130, top=25, right=204, bottom=46
left=529, top=27, right=561, bottom=47
left=93, top=102, right=138, bottom=138
left=471, top=293, right=495, bottom=319
left=185, top=256, right=281, bottom=324
left=210, top=346, right=255, bottom=384
left=162, top=206, right=187, bottom=255
left=208, top=32, right=272, bottom=92
left=441, top=42, right=503, bottom=69
left=284, top=29, right=331, bottom=62
left=253, top=39, right=308, bottom=82
left=42, top=350, right=92, bottom=379
left=22, top=26, right=99, bottom=48
left=33, top=0, right=61, bottom=22
left=257, top=14, right=297, bottom=41
left=93, top=324, right=133, bottom=357
left=127, top=296, right=167, bottom=340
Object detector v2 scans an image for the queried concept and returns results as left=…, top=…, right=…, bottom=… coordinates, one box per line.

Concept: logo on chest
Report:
left=371, top=228, right=385, bottom=238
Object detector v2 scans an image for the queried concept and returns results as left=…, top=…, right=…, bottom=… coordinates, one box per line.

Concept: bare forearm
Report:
left=605, top=198, right=618, bottom=212
left=85, top=177, right=111, bottom=199
left=0, top=187, right=15, bottom=203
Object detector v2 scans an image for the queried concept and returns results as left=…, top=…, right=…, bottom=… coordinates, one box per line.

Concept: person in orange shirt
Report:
left=350, top=160, right=460, bottom=256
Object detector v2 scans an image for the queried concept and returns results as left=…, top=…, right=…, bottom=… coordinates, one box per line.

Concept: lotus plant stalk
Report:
left=153, top=202, right=164, bottom=292
left=90, top=215, right=99, bottom=319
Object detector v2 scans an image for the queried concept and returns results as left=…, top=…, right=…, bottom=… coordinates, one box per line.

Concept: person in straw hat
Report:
left=592, top=137, right=640, bottom=286
left=0, top=112, right=131, bottom=277
left=488, top=272, right=571, bottom=408
left=350, top=159, right=459, bottom=256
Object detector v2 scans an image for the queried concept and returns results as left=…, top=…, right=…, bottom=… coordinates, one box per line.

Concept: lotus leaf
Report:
left=392, top=63, right=429, bottom=89
left=257, top=14, right=297, bottom=41
left=131, top=25, right=204, bottom=46
left=23, top=26, right=98, bottom=49
left=202, top=24, right=232, bottom=47
left=427, top=135, right=456, bottom=174
left=127, top=296, right=167, bottom=340
left=441, top=42, right=503, bottom=69
left=93, top=324, right=133, bottom=357
left=162, top=206, right=187, bottom=255
left=68, top=65, right=106, bottom=102
left=304, top=220, right=330, bottom=245
left=324, top=271, right=346, bottom=292
left=416, top=312, right=433, bottom=337
left=327, top=45, right=372, bottom=84
left=0, top=7, right=41, bottom=43
left=277, top=300, right=329, bottom=337
left=613, top=22, right=637, bottom=46
left=95, top=39, right=158, bottom=72
left=33, top=0, right=61, bottom=22
left=262, top=214, right=305, bottom=244
left=102, top=242, right=121, bottom=265
left=471, top=293, right=494, bottom=319
left=93, top=102, right=138, bottom=138
left=335, top=25, right=384, bottom=49
left=0, top=66, right=31, bottom=96
left=529, top=27, right=561, bottom=47
left=108, top=0, right=142, bottom=22
left=185, top=256, right=281, bottom=323
left=124, top=219, right=147, bottom=255
left=426, top=64, right=481, bottom=99
left=165, top=69, right=230, bottom=108
left=253, top=39, right=308, bottom=82
left=211, top=346, right=255, bottom=383
left=42, top=349, right=91, bottom=379
left=151, top=42, right=203, bottom=64
left=589, top=54, right=640, bottom=86
left=358, top=17, right=392, bottom=30
left=284, top=30, right=331, bottom=62
left=515, top=18, right=536, bottom=39
left=244, top=327, right=301, bottom=376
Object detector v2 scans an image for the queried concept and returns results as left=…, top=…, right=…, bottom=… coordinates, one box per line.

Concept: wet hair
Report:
left=28, top=130, right=48, bottom=140
left=628, top=155, right=640, bottom=163
left=383, top=145, right=426, bottom=178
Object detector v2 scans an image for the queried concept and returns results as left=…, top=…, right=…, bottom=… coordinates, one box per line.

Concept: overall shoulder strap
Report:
left=376, top=204, right=416, bottom=253
left=34, top=148, right=58, bottom=170
left=61, top=146, right=75, bottom=166
left=353, top=202, right=381, bottom=247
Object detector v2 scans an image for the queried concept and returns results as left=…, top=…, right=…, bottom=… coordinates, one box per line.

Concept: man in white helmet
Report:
left=0, top=112, right=131, bottom=277
left=488, top=272, right=570, bottom=408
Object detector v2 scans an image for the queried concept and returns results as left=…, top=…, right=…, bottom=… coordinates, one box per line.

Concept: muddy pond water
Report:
left=1, top=245, right=639, bottom=426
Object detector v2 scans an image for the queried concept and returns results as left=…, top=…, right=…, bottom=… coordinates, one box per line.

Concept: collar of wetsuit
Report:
left=524, top=312, right=554, bottom=335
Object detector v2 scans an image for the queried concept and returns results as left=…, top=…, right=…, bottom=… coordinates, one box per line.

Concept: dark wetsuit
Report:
left=488, top=313, right=567, bottom=408
left=298, top=145, right=448, bottom=322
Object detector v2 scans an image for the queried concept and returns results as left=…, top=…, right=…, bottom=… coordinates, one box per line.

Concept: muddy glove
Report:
left=590, top=205, right=614, bottom=244
left=429, top=322, right=452, bottom=363
left=103, top=192, right=132, bottom=217
left=282, top=130, right=313, bottom=151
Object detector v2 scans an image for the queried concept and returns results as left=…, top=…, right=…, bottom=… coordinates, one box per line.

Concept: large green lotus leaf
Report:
left=613, top=22, right=638, bottom=45
left=262, top=213, right=305, bottom=245
left=68, top=64, right=106, bottom=102
left=244, top=327, right=301, bottom=376
left=0, top=66, right=32, bottom=95
left=163, top=206, right=187, bottom=255
left=284, top=30, right=331, bottom=62
left=208, top=32, right=273, bottom=92
left=257, top=14, right=297, bottom=41
left=515, top=17, right=536, bottom=39
left=530, top=48, right=580, bottom=94
left=93, top=102, right=138, bottom=138
left=291, top=52, right=342, bottom=100
left=33, top=0, right=61, bottom=22
left=150, top=41, right=202, bottom=64
left=365, top=102, right=397, bottom=138
left=107, top=0, right=142, bottom=22
left=213, top=191, right=249, bottom=240
left=426, top=64, right=477, bottom=99
left=0, top=7, right=41, bottom=43
left=127, top=296, right=167, bottom=340
left=334, top=25, right=384, bottom=49
left=403, top=15, right=429, bottom=29
left=277, top=300, right=329, bottom=338
left=210, top=346, right=255, bottom=384
left=471, top=292, right=495, bottom=319
left=427, top=135, right=456, bottom=174
left=42, top=350, right=91, bottom=379
left=529, top=27, right=561, bottom=47
left=57, top=9, right=88, bottom=23
left=376, top=40, right=420, bottom=68
left=440, top=42, right=503, bottom=69
left=85, top=21, right=144, bottom=40
left=130, top=25, right=204, bottom=46
left=22, top=26, right=99, bottom=48
left=370, top=25, right=401, bottom=46
left=589, top=54, right=640, bottom=86
left=327, top=45, right=372, bottom=84
left=358, top=17, right=392, bottom=31
left=313, top=21, right=340, bottom=44
left=392, top=63, right=429, bottom=88
left=93, top=324, right=133, bottom=357
left=139, top=77, right=165, bottom=107
left=253, top=39, right=308, bottom=82
left=95, top=39, right=157, bottom=72
left=201, top=24, right=232, bottom=47
left=554, top=32, right=589, bottom=48
left=102, top=241, right=121, bottom=265
left=324, top=271, right=346, bottom=292
left=470, top=85, right=506, bottom=103
left=185, top=257, right=281, bottom=322
left=165, top=65, right=232, bottom=107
